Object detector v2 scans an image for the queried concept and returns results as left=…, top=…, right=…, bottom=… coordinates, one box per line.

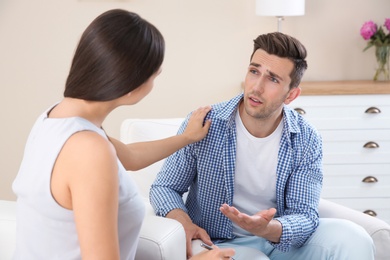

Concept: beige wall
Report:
left=1, top=0, right=389, bottom=200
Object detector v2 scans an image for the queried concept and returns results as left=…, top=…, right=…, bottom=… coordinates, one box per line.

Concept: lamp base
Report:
left=276, top=16, right=284, bottom=32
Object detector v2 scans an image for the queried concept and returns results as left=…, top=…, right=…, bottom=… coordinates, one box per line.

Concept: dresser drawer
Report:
left=322, top=173, right=390, bottom=198
left=326, top=198, right=390, bottom=224
left=320, top=129, right=390, bottom=142
left=291, top=94, right=390, bottom=109
left=321, top=164, right=390, bottom=198
left=316, top=129, right=390, bottom=164
left=305, top=117, right=389, bottom=130
left=323, top=164, right=390, bottom=178
left=290, top=95, right=390, bottom=130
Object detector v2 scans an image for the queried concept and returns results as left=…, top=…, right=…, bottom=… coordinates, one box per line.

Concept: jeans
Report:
left=215, top=218, right=375, bottom=260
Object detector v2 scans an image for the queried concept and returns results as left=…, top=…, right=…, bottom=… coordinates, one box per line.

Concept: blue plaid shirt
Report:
left=150, top=93, right=323, bottom=252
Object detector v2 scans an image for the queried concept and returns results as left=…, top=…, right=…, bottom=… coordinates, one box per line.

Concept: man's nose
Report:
left=252, top=76, right=265, bottom=93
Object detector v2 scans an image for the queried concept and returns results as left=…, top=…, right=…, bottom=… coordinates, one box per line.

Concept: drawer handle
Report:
left=363, top=210, right=377, bottom=217
left=362, top=176, right=378, bottom=183
left=363, top=141, right=379, bottom=149
left=365, top=107, right=381, bottom=114
left=294, top=108, right=306, bottom=115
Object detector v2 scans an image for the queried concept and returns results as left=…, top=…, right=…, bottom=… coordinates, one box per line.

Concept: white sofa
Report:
left=1, top=117, right=390, bottom=260
left=121, top=118, right=390, bottom=260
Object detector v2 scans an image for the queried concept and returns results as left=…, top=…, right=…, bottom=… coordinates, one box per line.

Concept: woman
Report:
left=12, top=9, right=234, bottom=260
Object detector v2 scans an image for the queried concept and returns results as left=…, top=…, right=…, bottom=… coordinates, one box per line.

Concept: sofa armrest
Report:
left=0, top=200, right=16, bottom=260
left=319, top=198, right=390, bottom=260
left=136, top=213, right=186, bottom=260
left=128, top=168, right=187, bottom=260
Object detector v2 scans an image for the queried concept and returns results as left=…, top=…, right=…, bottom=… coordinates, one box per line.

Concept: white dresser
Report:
left=289, top=80, right=390, bottom=224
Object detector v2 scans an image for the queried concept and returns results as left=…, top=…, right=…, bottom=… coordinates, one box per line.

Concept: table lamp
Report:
left=255, top=0, right=305, bottom=32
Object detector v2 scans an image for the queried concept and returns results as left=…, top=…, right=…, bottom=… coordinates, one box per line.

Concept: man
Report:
left=150, top=32, right=374, bottom=259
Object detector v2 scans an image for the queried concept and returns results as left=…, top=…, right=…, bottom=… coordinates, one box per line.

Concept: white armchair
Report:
left=1, top=118, right=389, bottom=260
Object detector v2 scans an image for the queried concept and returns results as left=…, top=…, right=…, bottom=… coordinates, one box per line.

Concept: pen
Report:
left=200, top=242, right=213, bottom=250
left=200, top=243, right=235, bottom=260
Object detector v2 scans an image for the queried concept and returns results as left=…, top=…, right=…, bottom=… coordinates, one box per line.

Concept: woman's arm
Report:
left=111, top=106, right=211, bottom=171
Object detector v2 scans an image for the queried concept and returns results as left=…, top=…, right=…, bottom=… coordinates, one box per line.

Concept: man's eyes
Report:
left=249, top=68, right=280, bottom=83
left=270, top=76, right=279, bottom=83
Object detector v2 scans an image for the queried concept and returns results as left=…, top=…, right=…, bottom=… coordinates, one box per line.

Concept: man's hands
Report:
left=183, top=224, right=213, bottom=258
left=182, top=106, right=211, bottom=143
left=220, top=203, right=282, bottom=243
left=168, top=202, right=281, bottom=258
left=166, top=209, right=212, bottom=258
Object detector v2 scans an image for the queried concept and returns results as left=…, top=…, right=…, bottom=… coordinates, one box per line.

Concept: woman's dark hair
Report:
left=64, top=9, right=165, bottom=101
left=250, top=32, right=307, bottom=89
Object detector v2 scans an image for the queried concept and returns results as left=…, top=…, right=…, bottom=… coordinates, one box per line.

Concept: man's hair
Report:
left=64, top=9, right=165, bottom=101
left=251, top=32, right=307, bottom=89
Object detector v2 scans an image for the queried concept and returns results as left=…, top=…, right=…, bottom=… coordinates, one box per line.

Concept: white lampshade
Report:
left=256, top=0, right=305, bottom=17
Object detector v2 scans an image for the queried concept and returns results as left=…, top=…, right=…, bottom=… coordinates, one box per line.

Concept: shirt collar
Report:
left=213, top=93, right=301, bottom=135
left=282, top=105, right=301, bottom=134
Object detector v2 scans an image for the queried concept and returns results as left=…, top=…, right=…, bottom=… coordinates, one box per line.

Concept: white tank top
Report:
left=233, top=111, right=282, bottom=237
left=12, top=105, right=145, bottom=259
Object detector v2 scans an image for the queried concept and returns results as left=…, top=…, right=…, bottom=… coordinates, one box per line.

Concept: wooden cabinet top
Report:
left=299, top=80, right=390, bottom=95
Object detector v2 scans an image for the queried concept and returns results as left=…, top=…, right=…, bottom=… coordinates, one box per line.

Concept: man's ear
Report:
left=284, top=87, right=301, bottom=105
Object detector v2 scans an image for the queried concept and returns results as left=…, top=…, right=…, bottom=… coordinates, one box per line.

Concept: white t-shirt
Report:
left=233, top=111, right=283, bottom=237
left=12, top=105, right=145, bottom=259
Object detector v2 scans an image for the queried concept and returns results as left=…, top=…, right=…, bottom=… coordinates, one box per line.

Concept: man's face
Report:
left=241, top=49, right=298, bottom=123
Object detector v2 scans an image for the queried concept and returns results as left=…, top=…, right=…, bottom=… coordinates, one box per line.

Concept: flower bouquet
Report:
left=360, top=18, right=390, bottom=81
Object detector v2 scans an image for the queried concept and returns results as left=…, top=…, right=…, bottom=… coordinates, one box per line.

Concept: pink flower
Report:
left=360, top=20, right=377, bottom=40
left=384, top=18, right=390, bottom=31
left=360, top=18, right=390, bottom=52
